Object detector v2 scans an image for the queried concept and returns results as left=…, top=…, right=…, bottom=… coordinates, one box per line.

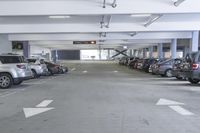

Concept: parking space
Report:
left=0, top=62, right=200, bottom=133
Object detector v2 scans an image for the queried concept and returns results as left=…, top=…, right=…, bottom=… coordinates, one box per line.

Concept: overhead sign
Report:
left=73, top=41, right=96, bottom=45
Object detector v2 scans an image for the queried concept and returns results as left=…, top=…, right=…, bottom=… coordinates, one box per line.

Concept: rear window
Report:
left=27, top=59, right=37, bottom=63
left=0, top=56, right=25, bottom=64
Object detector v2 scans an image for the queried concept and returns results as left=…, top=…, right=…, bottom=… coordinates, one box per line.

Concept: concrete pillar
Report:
left=171, top=39, right=177, bottom=59
left=190, top=31, right=199, bottom=52
left=107, top=49, right=110, bottom=60
left=0, top=35, right=12, bottom=54
left=143, top=48, right=147, bottom=58
left=149, top=46, right=154, bottom=58
left=184, top=47, right=189, bottom=57
left=23, top=41, right=30, bottom=58
left=158, top=43, right=164, bottom=59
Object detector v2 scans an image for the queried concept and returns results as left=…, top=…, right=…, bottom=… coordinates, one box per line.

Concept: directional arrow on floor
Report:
left=23, top=100, right=54, bottom=118
left=156, top=98, right=194, bottom=116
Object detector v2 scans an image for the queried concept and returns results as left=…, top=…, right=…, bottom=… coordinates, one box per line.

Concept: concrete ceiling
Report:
left=0, top=0, right=199, bottom=50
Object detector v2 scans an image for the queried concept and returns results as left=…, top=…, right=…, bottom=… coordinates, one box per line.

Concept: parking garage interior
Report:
left=1, top=0, right=200, bottom=133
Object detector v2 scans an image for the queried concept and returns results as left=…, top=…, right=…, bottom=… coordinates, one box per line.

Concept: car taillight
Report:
left=17, top=65, right=26, bottom=69
left=192, top=64, right=199, bottom=70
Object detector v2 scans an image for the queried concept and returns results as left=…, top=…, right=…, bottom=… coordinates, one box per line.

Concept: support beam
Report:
left=143, top=48, right=147, bottom=58
left=171, top=39, right=177, bottom=59
left=190, top=31, right=199, bottom=52
left=158, top=43, right=163, bottom=59
left=106, top=15, right=112, bottom=28
left=174, top=0, right=186, bottom=7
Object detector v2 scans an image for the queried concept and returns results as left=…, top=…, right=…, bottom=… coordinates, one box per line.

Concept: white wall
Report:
left=0, top=35, right=12, bottom=54
left=30, top=45, right=51, bottom=60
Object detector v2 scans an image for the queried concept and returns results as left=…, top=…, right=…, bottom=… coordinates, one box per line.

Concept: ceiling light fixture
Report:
left=144, top=14, right=163, bottom=27
left=49, top=16, right=71, bottom=19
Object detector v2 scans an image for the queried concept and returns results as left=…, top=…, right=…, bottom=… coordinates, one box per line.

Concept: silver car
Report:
left=27, top=58, right=48, bottom=78
left=0, top=54, right=32, bottom=89
left=157, top=59, right=176, bottom=77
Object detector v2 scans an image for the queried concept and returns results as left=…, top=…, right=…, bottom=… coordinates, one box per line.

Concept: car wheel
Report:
left=13, top=80, right=23, bottom=85
left=0, top=73, right=13, bottom=89
left=165, top=69, right=173, bottom=77
left=31, top=70, right=39, bottom=78
left=188, top=78, right=200, bottom=84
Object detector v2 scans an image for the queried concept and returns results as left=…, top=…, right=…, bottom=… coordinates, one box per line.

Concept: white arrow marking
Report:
left=71, top=68, right=76, bottom=71
left=36, top=100, right=53, bottom=107
left=169, top=106, right=194, bottom=116
left=156, top=98, right=185, bottom=106
left=23, top=108, right=54, bottom=118
left=82, top=70, right=88, bottom=73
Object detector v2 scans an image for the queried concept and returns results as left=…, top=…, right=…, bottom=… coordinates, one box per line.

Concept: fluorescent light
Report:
left=130, top=14, right=152, bottom=17
left=123, top=46, right=128, bottom=49
left=49, top=16, right=71, bottom=19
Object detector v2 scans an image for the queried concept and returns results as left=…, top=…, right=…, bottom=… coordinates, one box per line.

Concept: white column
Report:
left=171, top=39, right=177, bottom=59
left=149, top=46, right=154, bottom=58
left=190, top=31, right=199, bottom=52
left=158, top=43, right=163, bottom=59
left=0, top=35, right=12, bottom=54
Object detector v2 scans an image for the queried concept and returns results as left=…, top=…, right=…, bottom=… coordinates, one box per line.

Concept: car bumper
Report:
left=184, top=71, right=200, bottom=80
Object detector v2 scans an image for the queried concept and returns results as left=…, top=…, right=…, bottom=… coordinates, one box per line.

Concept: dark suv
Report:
left=182, top=52, right=200, bottom=84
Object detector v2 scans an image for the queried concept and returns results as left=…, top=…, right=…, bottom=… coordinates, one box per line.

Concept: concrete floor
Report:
left=0, top=61, right=200, bottom=133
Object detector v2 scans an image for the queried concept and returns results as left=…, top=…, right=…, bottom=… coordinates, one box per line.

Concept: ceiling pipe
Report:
left=111, top=0, right=117, bottom=8
left=106, top=15, right=112, bottom=28
left=144, top=14, right=163, bottom=27
left=103, top=0, right=106, bottom=8
left=100, top=15, right=105, bottom=28
left=174, top=0, right=186, bottom=7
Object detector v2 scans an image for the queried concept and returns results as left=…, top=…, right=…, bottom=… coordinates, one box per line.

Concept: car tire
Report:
left=31, top=70, right=39, bottom=78
left=188, top=78, right=200, bottom=84
left=13, top=80, right=23, bottom=85
left=0, top=73, right=13, bottom=89
left=165, top=69, right=173, bottom=77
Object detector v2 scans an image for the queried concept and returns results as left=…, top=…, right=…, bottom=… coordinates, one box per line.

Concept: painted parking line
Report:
left=71, top=68, right=76, bottom=71
left=0, top=92, right=17, bottom=98
left=169, top=106, right=194, bottom=116
left=36, top=100, right=54, bottom=107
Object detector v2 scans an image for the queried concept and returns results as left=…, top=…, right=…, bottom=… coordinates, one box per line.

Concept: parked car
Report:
left=0, top=54, right=32, bottom=89
left=136, top=59, right=146, bottom=70
left=157, top=59, right=181, bottom=77
left=27, top=58, right=48, bottom=78
left=150, top=59, right=168, bottom=75
left=119, top=57, right=127, bottom=65
left=172, top=58, right=185, bottom=80
left=181, top=52, right=200, bottom=84
left=142, top=58, right=157, bottom=73
left=128, top=57, right=139, bottom=69
left=44, top=61, right=60, bottom=75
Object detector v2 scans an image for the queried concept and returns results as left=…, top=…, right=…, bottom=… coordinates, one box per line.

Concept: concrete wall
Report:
left=0, top=35, right=12, bottom=54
